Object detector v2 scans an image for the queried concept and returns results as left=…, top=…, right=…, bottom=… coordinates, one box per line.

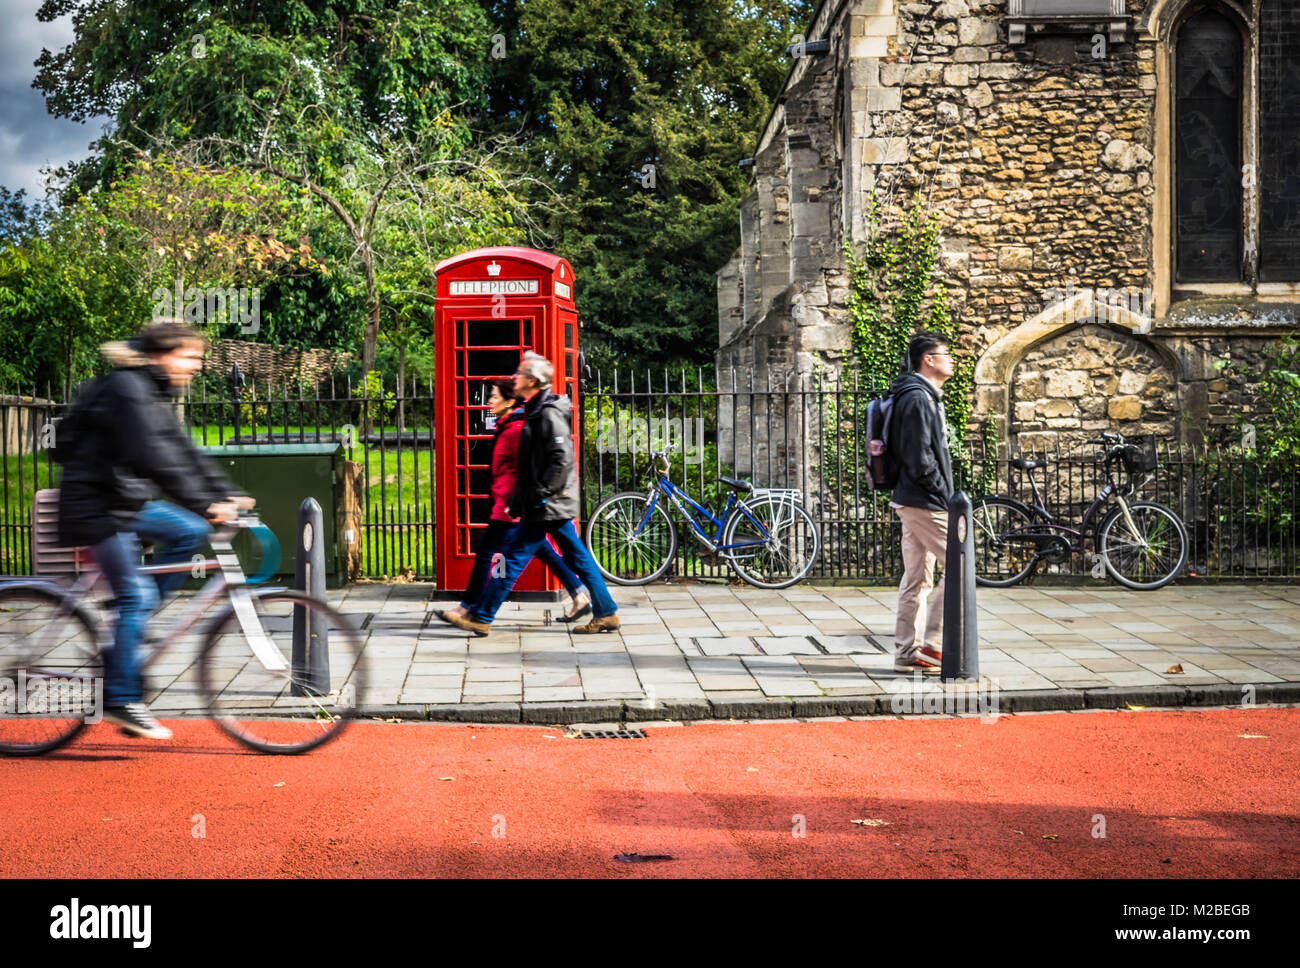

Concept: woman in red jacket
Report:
left=436, top=379, right=591, bottom=625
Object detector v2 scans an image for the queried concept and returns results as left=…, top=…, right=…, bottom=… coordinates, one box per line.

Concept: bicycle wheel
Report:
left=0, top=583, right=102, bottom=756
left=1098, top=501, right=1188, bottom=590
left=970, top=497, right=1039, bottom=588
left=585, top=491, right=677, bottom=585
left=199, top=588, right=366, bottom=754
left=722, top=497, right=819, bottom=589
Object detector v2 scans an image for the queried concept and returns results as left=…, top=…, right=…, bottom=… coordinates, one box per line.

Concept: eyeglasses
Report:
left=926, top=351, right=952, bottom=360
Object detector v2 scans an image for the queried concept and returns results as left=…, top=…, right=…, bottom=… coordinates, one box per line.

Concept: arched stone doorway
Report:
left=1009, top=325, right=1178, bottom=455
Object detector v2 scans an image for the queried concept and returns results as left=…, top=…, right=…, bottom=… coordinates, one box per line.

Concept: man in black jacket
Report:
left=887, top=331, right=956, bottom=673
left=444, top=352, right=620, bottom=636
left=56, top=320, right=251, bottom=738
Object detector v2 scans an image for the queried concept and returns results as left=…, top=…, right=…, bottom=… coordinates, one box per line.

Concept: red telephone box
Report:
left=434, top=247, right=581, bottom=596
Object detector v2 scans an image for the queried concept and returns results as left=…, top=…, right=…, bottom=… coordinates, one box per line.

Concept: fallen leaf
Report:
left=1238, top=734, right=1268, bottom=739
left=746, top=766, right=759, bottom=773
left=1012, top=830, right=1024, bottom=835
left=438, top=776, right=455, bottom=781
left=1126, top=703, right=1146, bottom=711
left=851, top=818, right=892, bottom=826
left=1166, top=664, right=1184, bottom=674
left=1042, top=834, right=1058, bottom=840
left=273, top=782, right=285, bottom=788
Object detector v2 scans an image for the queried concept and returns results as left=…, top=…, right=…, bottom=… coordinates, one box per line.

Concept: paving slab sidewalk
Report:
left=287, top=581, right=1300, bottom=724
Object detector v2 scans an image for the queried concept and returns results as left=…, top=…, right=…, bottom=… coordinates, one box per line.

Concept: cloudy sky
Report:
left=0, top=0, right=109, bottom=201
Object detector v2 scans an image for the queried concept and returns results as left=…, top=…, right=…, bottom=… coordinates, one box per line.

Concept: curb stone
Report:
left=1083, top=685, right=1188, bottom=709
left=1002, top=689, right=1086, bottom=713
left=791, top=696, right=880, bottom=717
left=624, top=699, right=712, bottom=722
left=521, top=701, right=623, bottom=725
left=428, top=702, right=520, bottom=723
left=359, top=683, right=1300, bottom=725
left=1255, top=682, right=1300, bottom=704
left=1183, top=685, right=1250, bottom=706
left=709, top=697, right=795, bottom=720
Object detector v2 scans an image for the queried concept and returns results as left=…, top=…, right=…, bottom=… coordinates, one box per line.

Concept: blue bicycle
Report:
left=584, top=452, right=820, bottom=588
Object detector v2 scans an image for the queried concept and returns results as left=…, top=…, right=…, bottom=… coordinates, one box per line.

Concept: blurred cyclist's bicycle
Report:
left=0, top=513, right=366, bottom=755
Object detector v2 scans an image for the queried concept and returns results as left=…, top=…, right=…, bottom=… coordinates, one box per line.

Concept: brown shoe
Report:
left=445, top=611, right=490, bottom=637
left=573, top=614, right=620, bottom=634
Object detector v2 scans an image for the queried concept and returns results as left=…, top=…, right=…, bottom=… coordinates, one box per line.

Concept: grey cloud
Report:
left=0, top=0, right=109, bottom=200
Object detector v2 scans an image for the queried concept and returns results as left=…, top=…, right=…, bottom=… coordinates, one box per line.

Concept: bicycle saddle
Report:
left=719, top=476, right=754, bottom=493
left=1010, top=458, right=1050, bottom=471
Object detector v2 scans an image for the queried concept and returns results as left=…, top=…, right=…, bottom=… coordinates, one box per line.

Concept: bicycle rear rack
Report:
left=750, top=487, right=802, bottom=505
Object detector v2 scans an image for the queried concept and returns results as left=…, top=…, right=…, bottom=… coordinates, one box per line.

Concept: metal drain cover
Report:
left=574, top=728, right=645, bottom=739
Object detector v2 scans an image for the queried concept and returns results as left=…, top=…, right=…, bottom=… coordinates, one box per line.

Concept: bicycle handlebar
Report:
left=210, top=509, right=262, bottom=544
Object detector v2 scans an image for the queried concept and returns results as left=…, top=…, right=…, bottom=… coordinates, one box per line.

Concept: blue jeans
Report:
left=91, top=501, right=212, bottom=705
left=470, top=519, right=618, bottom=624
left=461, top=518, right=587, bottom=610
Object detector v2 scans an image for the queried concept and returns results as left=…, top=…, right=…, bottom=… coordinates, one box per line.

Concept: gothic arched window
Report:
left=1259, top=0, right=1300, bottom=281
left=1174, top=9, right=1243, bottom=283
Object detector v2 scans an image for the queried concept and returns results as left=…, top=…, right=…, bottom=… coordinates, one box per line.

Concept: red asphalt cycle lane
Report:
left=0, top=708, right=1296, bottom=878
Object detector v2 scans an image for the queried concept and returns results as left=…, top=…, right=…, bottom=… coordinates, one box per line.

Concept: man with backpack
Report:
left=54, top=320, right=250, bottom=739
left=884, top=331, right=956, bottom=673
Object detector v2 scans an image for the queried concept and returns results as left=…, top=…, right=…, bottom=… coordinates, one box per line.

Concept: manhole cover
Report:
left=574, top=729, right=646, bottom=739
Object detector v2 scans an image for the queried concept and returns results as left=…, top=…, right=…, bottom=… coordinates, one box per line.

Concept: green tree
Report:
left=483, top=0, right=812, bottom=366
left=34, top=1, right=491, bottom=199
left=0, top=202, right=142, bottom=390
left=32, top=0, right=505, bottom=372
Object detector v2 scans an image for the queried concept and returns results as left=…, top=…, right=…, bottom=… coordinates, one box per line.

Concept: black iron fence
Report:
left=1, top=367, right=1296, bottom=582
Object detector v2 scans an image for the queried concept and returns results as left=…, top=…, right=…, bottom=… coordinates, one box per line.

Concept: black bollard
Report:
left=291, top=497, right=330, bottom=695
left=941, top=490, right=979, bottom=681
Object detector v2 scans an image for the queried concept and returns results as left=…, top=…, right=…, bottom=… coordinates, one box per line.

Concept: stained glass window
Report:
left=1175, top=11, right=1243, bottom=282
left=1259, top=1, right=1300, bottom=281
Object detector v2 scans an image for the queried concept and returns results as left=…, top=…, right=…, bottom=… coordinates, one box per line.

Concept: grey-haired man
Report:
left=444, top=352, right=620, bottom=636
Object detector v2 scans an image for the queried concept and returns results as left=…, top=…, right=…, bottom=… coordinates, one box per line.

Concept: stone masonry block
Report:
left=863, top=137, right=908, bottom=164
left=1108, top=396, right=1142, bottom=421
left=851, top=35, right=888, bottom=58
left=863, top=16, right=898, bottom=37
left=867, top=87, right=903, bottom=111
left=1045, top=370, right=1089, bottom=398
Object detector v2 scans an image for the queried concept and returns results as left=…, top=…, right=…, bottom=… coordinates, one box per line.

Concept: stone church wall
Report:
left=719, top=0, right=1293, bottom=462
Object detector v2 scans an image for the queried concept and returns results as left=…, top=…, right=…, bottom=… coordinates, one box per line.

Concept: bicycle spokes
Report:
left=0, top=586, right=102, bottom=756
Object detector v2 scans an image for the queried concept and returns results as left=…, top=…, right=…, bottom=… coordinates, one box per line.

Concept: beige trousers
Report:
left=893, top=505, right=949, bottom=656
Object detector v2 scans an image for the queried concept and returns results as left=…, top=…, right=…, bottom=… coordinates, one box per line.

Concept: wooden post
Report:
left=337, top=459, right=363, bottom=582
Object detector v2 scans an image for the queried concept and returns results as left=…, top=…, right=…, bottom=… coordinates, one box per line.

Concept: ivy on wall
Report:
left=844, top=195, right=977, bottom=471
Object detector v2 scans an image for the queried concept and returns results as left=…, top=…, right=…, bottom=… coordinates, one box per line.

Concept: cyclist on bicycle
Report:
left=54, top=319, right=253, bottom=739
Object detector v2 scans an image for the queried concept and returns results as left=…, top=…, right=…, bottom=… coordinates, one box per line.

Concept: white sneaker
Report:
left=103, top=703, right=173, bottom=740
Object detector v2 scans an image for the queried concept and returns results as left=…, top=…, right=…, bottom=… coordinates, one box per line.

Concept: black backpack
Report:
left=864, top=383, right=922, bottom=492
left=49, top=376, right=105, bottom=465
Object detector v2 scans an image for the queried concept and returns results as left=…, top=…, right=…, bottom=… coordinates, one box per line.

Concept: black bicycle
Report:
left=971, top=432, right=1189, bottom=590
